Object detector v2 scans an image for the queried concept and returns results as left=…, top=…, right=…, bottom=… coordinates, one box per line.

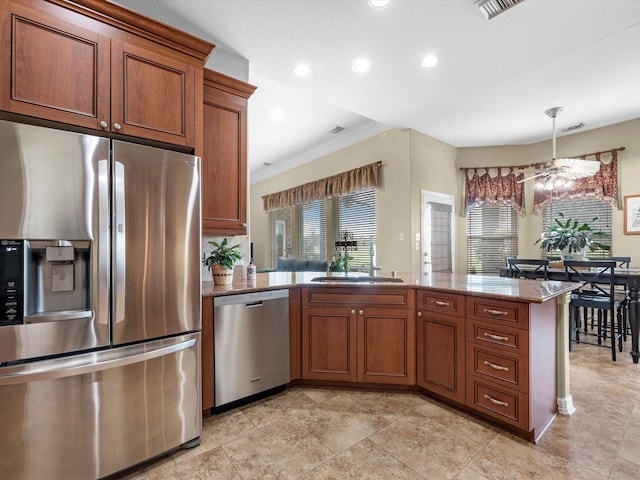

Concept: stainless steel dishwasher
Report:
left=213, top=289, right=290, bottom=408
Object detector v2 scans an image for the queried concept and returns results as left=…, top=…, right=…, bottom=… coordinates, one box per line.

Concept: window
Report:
left=467, top=204, right=518, bottom=274
left=541, top=199, right=612, bottom=259
left=270, top=189, right=376, bottom=270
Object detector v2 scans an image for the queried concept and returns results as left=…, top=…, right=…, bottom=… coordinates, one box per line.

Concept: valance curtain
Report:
left=262, top=161, right=381, bottom=212
left=532, top=151, right=619, bottom=213
left=464, top=168, right=525, bottom=216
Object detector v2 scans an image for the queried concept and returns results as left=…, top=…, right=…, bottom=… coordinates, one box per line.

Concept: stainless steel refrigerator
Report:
left=0, top=120, right=202, bottom=479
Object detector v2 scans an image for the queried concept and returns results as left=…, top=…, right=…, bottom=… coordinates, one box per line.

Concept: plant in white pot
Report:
left=535, top=212, right=610, bottom=261
left=203, top=238, right=243, bottom=285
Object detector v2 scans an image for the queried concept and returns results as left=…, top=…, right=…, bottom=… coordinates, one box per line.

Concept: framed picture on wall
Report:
left=624, top=195, right=640, bottom=234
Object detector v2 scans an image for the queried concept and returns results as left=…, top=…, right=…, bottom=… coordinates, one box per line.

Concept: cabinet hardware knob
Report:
left=483, top=360, right=509, bottom=372
left=433, top=300, right=450, bottom=306
left=351, top=309, right=356, bottom=315
left=113, top=123, right=122, bottom=130
left=359, top=310, right=363, bottom=315
left=417, top=311, right=422, bottom=317
left=483, top=332, right=509, bottom=342
left=484, top=308, right=508, bottom=316
left=99, top=120, right=108, bottom=128
left=483, top=394, right=508, bottom=407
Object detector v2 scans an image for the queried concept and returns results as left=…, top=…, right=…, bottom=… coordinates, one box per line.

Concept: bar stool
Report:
left=565, top=260, right=626, bottom=361
left=507, top=258, right=550, bottom=280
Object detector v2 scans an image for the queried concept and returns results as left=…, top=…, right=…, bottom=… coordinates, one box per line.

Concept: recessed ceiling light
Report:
left=270, top=108, right=286, bottom=121
left=421, top=54, right=438, bottom=68
left=292, top=64, right=312, bottom=78
left=368, top=0, right=391, bottom=8
left=352, top=58, right=371, bottom=73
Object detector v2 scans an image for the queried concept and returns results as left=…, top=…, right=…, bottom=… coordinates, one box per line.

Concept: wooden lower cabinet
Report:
left=416, top=291, right=465, bottom=403
left=301, top=288, right=415, bottom=385
left=464, top=296, right=557, bottom=442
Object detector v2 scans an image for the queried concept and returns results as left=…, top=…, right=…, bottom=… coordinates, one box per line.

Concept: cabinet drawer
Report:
left=466, top=376, right=529, bottom=430
left=466, top=320, right=529, bottom=356
left=466, top=297, right=529, bottom=329
left=466, top=344, right=529, bottom=392
left=417, top=291, right=464, bottom=317
left=304, top=288, right=410, bottom=307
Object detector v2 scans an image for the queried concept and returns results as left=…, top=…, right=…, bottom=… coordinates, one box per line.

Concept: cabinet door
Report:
left=416, top=311, right=465, bottom=403
left=301, top=306, right=357, bottom=382
left=357, top=307, right=415, bottom=385
left=201, top=296, right=214, bottom=412
left=201, top=70, right=255, bottom=235
left=0, top=1, right=110, bottom=129
left=110, top=37, right=196, bottom=147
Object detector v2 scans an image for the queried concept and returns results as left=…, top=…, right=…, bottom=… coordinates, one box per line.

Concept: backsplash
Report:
left=201, top=235, right=250, bottom=282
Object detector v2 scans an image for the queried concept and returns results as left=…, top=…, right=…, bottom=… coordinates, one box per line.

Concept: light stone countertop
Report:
left=202, top=271, right=579, bottom=303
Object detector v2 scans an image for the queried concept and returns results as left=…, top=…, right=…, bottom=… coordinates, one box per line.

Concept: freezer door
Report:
left=112, top=141, right=201, bottom=344
left=0, top=332, right=201, bottom=480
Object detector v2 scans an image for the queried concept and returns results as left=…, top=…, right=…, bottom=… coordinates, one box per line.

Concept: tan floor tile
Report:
left=241, top=388, right=317, bottom=428
left=299, top=439, right=424, bottom=480
left=369, top=410, right=487, bottom=479
left=222, top=416, right=333, bottom=479
left=288, top=393, right=391, bottom=453
left=464, top=433, right=605, bottom=480
left=610, top=457, right=640, bottom=479
left=143, top=447, right=240, bottom=480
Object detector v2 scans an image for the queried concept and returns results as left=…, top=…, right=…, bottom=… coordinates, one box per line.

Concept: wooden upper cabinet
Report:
left=0, top=0, right=213, bottom=148
left=0, top=1, right=110, bottom=129
left=110, top=37, right=197, bottom=146
left=202, top=69, right=256, bottom=235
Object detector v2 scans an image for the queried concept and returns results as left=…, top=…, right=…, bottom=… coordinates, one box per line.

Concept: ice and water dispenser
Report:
left=0, top=239, right=91, bottom=326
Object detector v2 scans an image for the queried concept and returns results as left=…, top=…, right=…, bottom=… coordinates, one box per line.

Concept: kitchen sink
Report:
left=311, top=276, right=404, bottom=283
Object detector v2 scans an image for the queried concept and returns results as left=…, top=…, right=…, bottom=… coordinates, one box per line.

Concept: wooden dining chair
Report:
left=564, top=260, right=626, bottom=361
left=507, top=258, right=550, bottom=280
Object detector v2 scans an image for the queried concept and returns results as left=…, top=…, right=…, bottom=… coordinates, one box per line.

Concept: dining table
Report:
left=499, top=266, right=640, bottom=364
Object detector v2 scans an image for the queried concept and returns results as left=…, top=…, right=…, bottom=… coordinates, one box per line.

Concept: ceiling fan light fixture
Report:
left=474, top=0, right=525, bottom=20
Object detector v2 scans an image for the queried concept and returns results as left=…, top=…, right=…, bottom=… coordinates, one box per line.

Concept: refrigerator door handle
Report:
left=0, top=337, right=196, bottom=386
left=98, top=159, right=110, bottom=326
left=113, top=160, right=126, bottom=324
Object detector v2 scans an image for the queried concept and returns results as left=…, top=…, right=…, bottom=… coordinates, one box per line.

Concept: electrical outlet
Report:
left=399, top=233, right=404, bottom=241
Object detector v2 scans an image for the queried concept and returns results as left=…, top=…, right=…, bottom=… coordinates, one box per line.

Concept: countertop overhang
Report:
left=203, top=271, right=579, bottom=303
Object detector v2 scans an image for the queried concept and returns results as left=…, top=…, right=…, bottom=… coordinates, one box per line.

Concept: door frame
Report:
left=421, top=190, right=455, bottom=276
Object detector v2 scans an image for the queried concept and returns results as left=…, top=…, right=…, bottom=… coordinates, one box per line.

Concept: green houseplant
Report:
left=203, top=238, right=243, bottom=285
left=534, top=212, right=610, bottom=260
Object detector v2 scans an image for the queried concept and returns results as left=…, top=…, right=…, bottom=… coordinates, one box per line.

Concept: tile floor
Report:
left=114, top=343, right=640, bottom=479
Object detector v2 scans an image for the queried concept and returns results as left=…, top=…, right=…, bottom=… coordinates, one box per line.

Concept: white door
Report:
left=421, top=190, right=455, bottom=276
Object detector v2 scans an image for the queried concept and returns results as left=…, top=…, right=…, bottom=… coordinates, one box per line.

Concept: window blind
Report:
left=467, top=204, right=518, bottom=274
left=541, top=199, right=612, bottom=259
left=269, top=188, right=376, bottom=269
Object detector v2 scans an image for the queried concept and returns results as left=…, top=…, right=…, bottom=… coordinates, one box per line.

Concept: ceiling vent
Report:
left=563, top=122, right=586, bottom=133
left=474, top=0, right=524, bottom=20
left=329, top=125, right=345, bottom=134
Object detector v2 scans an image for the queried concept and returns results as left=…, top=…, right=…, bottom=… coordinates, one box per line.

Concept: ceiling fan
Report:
left=519, top=107, right=600, bottom=187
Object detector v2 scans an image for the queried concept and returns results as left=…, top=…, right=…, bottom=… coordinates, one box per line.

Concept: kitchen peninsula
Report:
left=202, top=272, right=578, bottom=443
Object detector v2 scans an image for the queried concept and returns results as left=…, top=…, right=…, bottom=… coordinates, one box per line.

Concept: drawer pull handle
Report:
left=484, top=360, right=509, bottom=372
left=433, top=300, right=450, bottom=306
left=484, top=394, right=509, bottom=407
left=483, top=332, right=509, bottom=342
left=484, top=308, right=508, bottom=316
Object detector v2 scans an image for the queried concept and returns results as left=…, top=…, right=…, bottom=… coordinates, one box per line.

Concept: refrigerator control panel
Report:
left=0, top=240, right=23, bottom=326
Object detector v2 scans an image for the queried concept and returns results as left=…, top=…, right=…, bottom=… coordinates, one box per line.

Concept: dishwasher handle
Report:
left=246, top=301, right=263, bottom=308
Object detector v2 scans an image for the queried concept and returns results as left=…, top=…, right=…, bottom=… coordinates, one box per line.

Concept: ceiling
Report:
left=113, top=0, right=640, bottom=182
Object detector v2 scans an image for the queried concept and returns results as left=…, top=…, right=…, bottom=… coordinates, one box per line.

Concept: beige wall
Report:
left=457, top=117, right=640, bottom=272
left=249, top=118, right=640, bottom=274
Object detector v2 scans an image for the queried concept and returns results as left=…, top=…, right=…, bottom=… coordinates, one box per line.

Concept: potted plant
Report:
left=534, top=212, right=610, bottom=261
left=203, top=238, right=243, bottom=285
